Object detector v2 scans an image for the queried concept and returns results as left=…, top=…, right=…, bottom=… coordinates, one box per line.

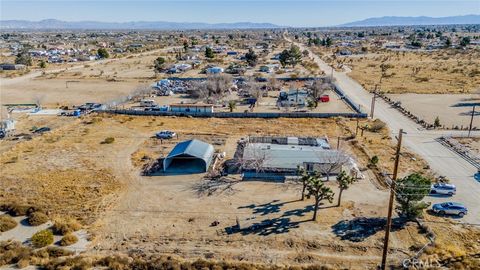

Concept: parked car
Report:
left=432, top=202, right=468, bottom=217
left=155, top=130, right=176, bottom=139
left=474, top=171, right=480, bottom=181
left=430, top=183, right=456, bottom=195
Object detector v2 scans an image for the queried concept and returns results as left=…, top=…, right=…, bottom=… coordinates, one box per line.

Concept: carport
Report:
left=163, top=139, right=214, bottom=173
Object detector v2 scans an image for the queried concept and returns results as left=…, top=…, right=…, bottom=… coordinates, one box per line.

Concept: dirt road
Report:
left=290, top=38, right=480, bottom=225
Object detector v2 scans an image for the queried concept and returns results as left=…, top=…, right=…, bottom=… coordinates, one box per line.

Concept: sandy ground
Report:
left=0, top=114, right=434, bottom=268
left=387, top=93, right=480, bottom=128
left=342, top=49, right=480, bottom=94
left=95, top=172, right=418, bottom=267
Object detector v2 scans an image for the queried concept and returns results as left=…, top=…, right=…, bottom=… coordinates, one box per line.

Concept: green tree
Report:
left=460, top=36, right=471, bottom=47
left=39, top=60, right=47, bottom=69
left=183, top=41, right=189, bottom=51
left=445, top=37, right=452, bottom=48
left=336, top=170, right=356, bottom=206
left=395, top=173, right=431, bottom=220
left=306, top=172, right=335, bottom=221
left=205, top=47, right=214, bottom=58
left=154, top=57, right=166, bottom=73
left=15, top=52, right=32, bottom=66
left=245, top=49, right=258, bottom=67
left=279, top=49, right=290, bottom=68
left=279, top=45, right=303, bottom=68
left=97, top=48, right=109, bottom=59
left=434, top=116, right=441, bottom=128
left=228, top=100, right=236, bottom=112
left=370, top=155, right=379, bottom=167
left=289, top=45, right=302, bottom=67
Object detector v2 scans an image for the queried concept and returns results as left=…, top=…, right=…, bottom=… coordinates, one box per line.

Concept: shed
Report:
left=163, top=139, right=214, bottom=173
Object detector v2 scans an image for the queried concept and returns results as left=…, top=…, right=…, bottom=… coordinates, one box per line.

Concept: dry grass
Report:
left=27, top=212, right=49, bottom=226
left=0, top=215, right=17, bottom=232
left=0, top=113, right=464, bottom=268
left=59, top=233, right=78, bottom=246
left=346, top=50, right=480, bottom=94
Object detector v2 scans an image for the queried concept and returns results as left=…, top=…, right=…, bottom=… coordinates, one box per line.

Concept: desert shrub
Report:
left=7, top=204, right=38, bottom=217
left=0, top=241, right=33, bottom=267
left=51, top=218, right=81, bottom=235
left=101, top=137, right=115, bottom=144
left=45, top=246, right=74, bottom=257
left=16, top=258, right=30, bottom=268
left=369, top=156, right=379, bottom=166
left=0, top=215, right=17, bottom=232
left=31, top=230, right=54, bottom=248
left=28, top=212, right=49, bottom=226
left=60, top=233, right=78, bottom=246
left=368, top=119, right=386, bottom=132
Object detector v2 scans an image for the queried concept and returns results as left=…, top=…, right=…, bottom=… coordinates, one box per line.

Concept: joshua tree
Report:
left=296, top=166, right=310, bottom=201
left=306, top=172, right=335, bottom=221
left=228, top=100, right=236, bottom=112
left=336, top=170, right=357, bottom=206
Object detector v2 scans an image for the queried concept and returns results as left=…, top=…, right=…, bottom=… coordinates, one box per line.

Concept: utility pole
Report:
left=468, top=105, right=476, bottom=137
left=381, top=128, right=404, bottom=270
left=355, top=118, right=360, bottom=136
left=337, top=137, right=341, bottom=149
left=370, top=84, right=378, bottom=118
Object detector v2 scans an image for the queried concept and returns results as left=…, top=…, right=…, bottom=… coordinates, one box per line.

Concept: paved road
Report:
left=292, top=39, right=479, bottom=225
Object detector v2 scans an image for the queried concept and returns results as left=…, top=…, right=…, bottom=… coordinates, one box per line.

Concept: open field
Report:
left=3, top=114, right=477, bottom=268
left=0, top=51, right=165, bottom=109
left=387, top=93, right=480, bottom=128
left=346, top=50, right=480, bottom=94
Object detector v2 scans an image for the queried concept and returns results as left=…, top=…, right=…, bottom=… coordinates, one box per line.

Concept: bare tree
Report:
left=131, top=84, right=152, bottom=101
left=235, top=145, right=269, bottom=173
left=33, top=95, right=44, bottom=108
left=267, top=75, right=279, bottom=92
left=192, top=176, right=242, bottom=196
left=188, top=74, right=232, bottom=103
left=315, top=151, right=350, bottom=181
left=310, top=79, right=332, bottom=100
left=187, top=80, right=210, bottom=100
left=241, top=78, right=263, bottom=101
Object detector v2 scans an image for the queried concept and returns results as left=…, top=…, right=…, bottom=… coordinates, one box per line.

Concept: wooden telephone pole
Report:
left=380, top=129, right=404, bottom=270
left=370, top=84, right=378, bottom=118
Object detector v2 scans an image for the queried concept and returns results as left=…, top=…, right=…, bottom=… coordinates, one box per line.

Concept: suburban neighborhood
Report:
left=0, top=2, right=479, bottom=270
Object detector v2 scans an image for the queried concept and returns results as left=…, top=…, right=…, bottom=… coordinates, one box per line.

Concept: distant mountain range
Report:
left=341, top=15, right=480, bottom=27
left=0, top=19, right=282, bottom=30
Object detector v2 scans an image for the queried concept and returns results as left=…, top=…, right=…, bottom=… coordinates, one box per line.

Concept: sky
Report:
left=1, top=0, right=479, bottom=27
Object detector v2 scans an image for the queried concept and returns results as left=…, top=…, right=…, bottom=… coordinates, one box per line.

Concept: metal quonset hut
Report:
left=163, top=139, right=214, bottom=173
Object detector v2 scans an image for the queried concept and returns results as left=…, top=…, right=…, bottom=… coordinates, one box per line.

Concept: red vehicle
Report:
left=319, top=95, right=330, bottom=102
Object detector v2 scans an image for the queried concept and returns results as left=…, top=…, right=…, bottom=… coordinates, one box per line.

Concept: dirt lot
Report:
left=387, top=93, right=480, bottom=128
left=1, top=114, right=477, bottom=268
left=346, top=50, right=480, bottom=94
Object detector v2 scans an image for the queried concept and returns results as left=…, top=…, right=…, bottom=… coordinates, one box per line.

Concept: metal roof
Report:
left=166, top=139, right=214, bottom=160
left=243, top=143, right=351, bottom=170
left=163, top=139, right=214, bottom=171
